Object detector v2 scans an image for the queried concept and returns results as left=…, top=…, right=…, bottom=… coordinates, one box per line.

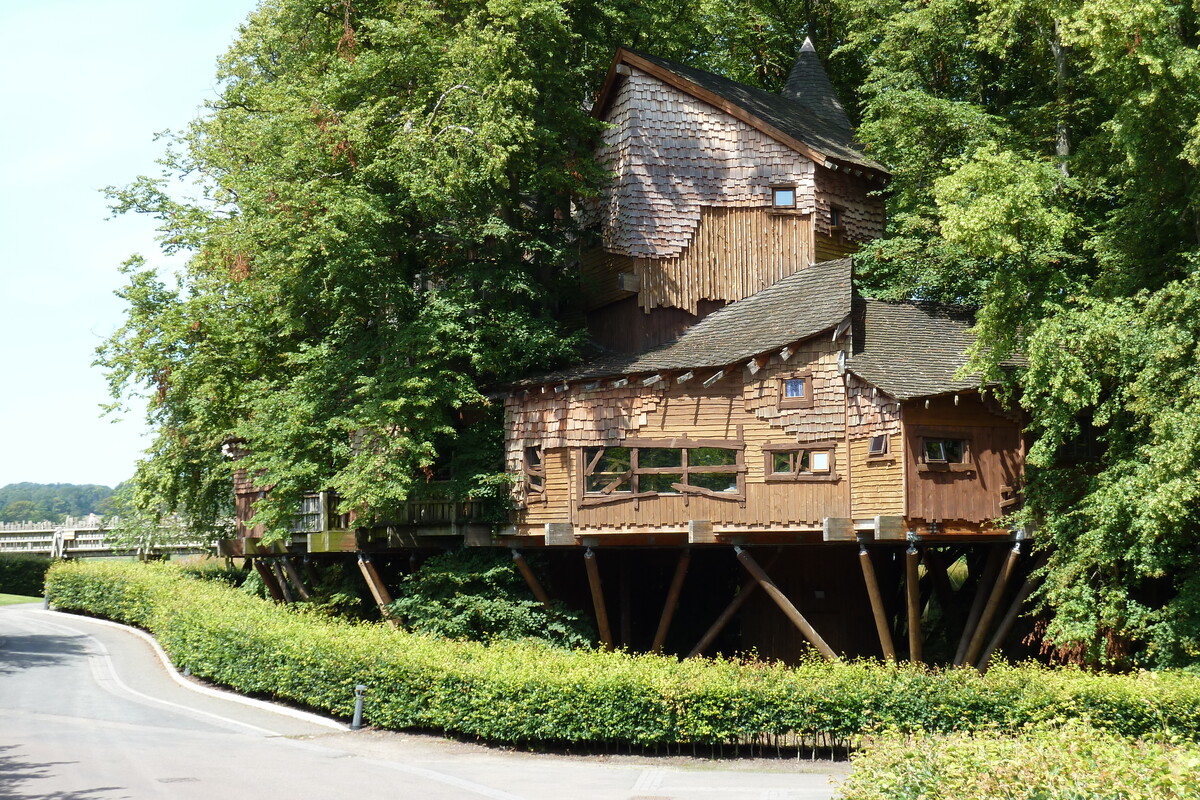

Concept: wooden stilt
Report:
left=976, top=554, right=1047, bottom=671
left=511, top=549, right=552, bottom=608
left=584, top=548, right=614, bottom=650
left=280, top=556, right=312, bottom=601
left=954, top=545, right=1006, bottom=666
left=858, top=543, right=896, bottom=661
left=652, top=549, right=691, bottom=654
left=735, top=546, right=837, bottom=660
left=687, top=551, right=780, bottom=659
left=905, top=544, right=922, bottom=663
left=619, top=555, right=632, bottom=648
left=357, top=553, right=398, bottom=626
left=271, top=560, right=295, bottom=603
left=963, top=543, right=1022, bottom=668
left=253, top=559, right=286, bottom=603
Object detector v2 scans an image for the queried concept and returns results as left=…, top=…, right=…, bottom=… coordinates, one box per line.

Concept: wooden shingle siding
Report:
left=849, top=435, right=904, bottom=517
left=599, top=68, right=817, bottom=262
left=743, top=340, right=846, bottom=442
left=813, top=165, right=886, bottom=242
left=846, top=374, right=901, bottom=438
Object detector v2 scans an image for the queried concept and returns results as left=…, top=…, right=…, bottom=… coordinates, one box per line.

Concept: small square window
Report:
left=778, top=374, right=814, bottom=409
left=773, top=187, right=796, bottom=208
left=810, top=451, right=831, bottom=473
left=867, top=435, right=888, bottom=457
left=784, top=378, right=807, bottom=399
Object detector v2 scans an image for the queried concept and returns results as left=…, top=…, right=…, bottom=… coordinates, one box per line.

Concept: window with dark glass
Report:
left=524, top=446, right=546, bottom=499
left=763, top=442, right=838, bottom=481
left=923, top=438, right=965, bottom=464
left=581, top=443, right=743, bottom=502
left=867, top=435, right=889, bottom=457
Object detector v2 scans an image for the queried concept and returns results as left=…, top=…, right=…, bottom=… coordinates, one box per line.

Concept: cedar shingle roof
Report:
left=521, top=258, right=853, bottom=384
left=847, top=299, right=982, bottom=400
left=624, top=48, right=885, bottom=174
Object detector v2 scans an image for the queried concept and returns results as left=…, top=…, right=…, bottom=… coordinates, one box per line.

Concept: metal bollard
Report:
left=351, top=684, right=367, bottom=730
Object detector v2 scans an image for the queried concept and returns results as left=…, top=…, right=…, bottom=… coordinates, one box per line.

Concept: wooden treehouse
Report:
left=226, top=41, right=1035, bottom=667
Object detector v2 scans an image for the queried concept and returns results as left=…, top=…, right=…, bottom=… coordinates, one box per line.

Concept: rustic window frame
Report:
left=866, top=434, right=891, bottom=460
left=917, top=434, right=976, bottom=473
left=762, top=441, right=840, bottom=482
left=523, top=445, right=547, bottom=503
left=578, top=438, right=746, bottom=507
left=777, top=372, right=815, bottom=410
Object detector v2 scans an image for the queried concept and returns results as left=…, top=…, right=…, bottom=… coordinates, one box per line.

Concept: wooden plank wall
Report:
left=902, top=395, right=1024, bottom=524
left=849, top=436, right=905, bottom=517
left=508, top=338, right=851, bottom=532
left=633, top=207, right=815, bottom=314
left=598, top=68, right=817, bottom=261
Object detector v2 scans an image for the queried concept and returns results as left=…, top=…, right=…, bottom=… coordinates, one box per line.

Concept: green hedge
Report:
left=44, top=561, right=1200, bottom=748
left=0, top=554, right=52, bottom=597
left=839, top=725, right=1200, bottom=799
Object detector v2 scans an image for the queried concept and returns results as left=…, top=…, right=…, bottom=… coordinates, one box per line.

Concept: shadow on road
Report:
left=0, top=634, right=90, bottom=676
left=0, top=744, right=123, bottom=800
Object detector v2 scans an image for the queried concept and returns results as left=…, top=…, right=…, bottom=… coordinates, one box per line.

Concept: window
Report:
left=763, top=442, right=838, bottom=481
left=581, top=441, right=744, bottom=505
left=867, top=435, right=889, bottom=457
left=829, top=206, right=843, bottom=228
left=772, top=186, right=797, bottom=208
left=917, top=435, right=975, bottom=473
left=778, top=373, right=814, bottom=409
left=923, top=438, right=964, bottom=463
left=524, top=446, right=546, bottom=501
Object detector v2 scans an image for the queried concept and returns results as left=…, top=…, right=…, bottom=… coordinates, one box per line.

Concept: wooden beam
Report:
left=584, top=548, right=614, bottom=651
left=735, top=547, right=837, bottom=660
left=652, top=549, right=691, bottom=653
left=858, top=544, right=896, bottom=661
left=357, top=553, right=398, bottom=626
left=271, top=560, right=295, bottom=604
left=641, top=373, right=663, bottom=387
left=280, top=556, right=312, bottom=601
left=675, top=371, right=695, bottom=385
left=253, top=559, right=286, bottom=603
left=954, top=545, right=1006, bottom=666
left=511, top=549, right=552, bottom=608
left=905, top=544, right=922, bottom=663
left=702, top=369, right=726, bottom=388
left=963, top=543, right=1023, bottom=668
left=687, top=550, right=781, bottom=659
left=976, top=561, right=1045, bottom=672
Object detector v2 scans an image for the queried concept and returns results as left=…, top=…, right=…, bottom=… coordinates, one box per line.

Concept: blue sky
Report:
left=0, top=1, right=259, bottom=487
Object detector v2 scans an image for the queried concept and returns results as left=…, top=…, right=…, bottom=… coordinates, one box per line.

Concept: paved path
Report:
left=0, top=605, right=846, bottom=799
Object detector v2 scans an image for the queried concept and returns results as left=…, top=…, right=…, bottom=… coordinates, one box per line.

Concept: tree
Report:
left=100, top=0, right=789, bottom=543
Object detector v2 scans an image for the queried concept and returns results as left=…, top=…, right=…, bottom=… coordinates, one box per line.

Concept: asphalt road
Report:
left=0, top=605, right=846, bottom=799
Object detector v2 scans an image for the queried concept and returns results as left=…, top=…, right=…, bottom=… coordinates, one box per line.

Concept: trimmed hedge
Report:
left=839, top=725, right=1200, bottom=799
left=44, top=561, right=1200, bottom=748
left=0, top=554, right=52, bottom=597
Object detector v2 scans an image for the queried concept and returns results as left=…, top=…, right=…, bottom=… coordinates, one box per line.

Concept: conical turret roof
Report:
left=781, top=37, right=854, bottom=143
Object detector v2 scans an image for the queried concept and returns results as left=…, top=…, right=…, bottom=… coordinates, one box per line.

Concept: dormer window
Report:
left=772, top=186, right=797, bottom=208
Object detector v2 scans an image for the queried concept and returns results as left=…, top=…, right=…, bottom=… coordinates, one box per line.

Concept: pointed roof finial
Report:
left=780, top=36, right=853, bottom=140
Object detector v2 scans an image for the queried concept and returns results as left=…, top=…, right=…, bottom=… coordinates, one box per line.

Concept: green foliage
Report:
left=839, top=724, right=1200, bottom=800
left=387, top=549, right=593, bottom=647
left=44, top=561, right=1200, bottom=748
left=0, top=554, right=53, bottom=597
left=0, top=483, right=115, bottom=523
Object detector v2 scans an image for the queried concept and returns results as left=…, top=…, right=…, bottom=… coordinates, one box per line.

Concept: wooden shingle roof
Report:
left=847, top=299, right=982, bottom=400
left=595, top=46, right=886, bottom=177
left=523, top=258, right=853, bottom=384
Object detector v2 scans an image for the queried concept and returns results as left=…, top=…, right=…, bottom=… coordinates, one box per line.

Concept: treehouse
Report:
left=227, top=41, right=1033, bottom=666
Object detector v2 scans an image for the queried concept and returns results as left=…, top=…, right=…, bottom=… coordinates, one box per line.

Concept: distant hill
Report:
left=0, top=483, right=116, bottom=523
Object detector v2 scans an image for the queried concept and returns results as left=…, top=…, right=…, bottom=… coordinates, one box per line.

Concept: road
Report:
left=0, top=605, right=846, bottom=799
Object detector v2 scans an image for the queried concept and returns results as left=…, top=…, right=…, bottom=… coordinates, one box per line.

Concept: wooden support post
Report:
left=976, top=554, right=1047, bottom=671
left=357, top=553, right=398, bottom=626
left=652, top=549, right=691, bottom=654
left=280, top=556, right=312, bottom=601
left=963, top=543, right=1023, bottom=668
left=954, top=545, right=1006, bottom=666
left=687, top=551, right=781, bottom=659
left=905, top=544, right=922, bottom=663
left=253, top=559, right=286, bottom=603
left=858, top=543, right=896, bottom=661
left=584, top=548, right=614, bottom=651
left=271, top=560, right=295, bottom=604
left=735, top=547, right=837, bottom=660
left=511, top=549, right=552, bottom=608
